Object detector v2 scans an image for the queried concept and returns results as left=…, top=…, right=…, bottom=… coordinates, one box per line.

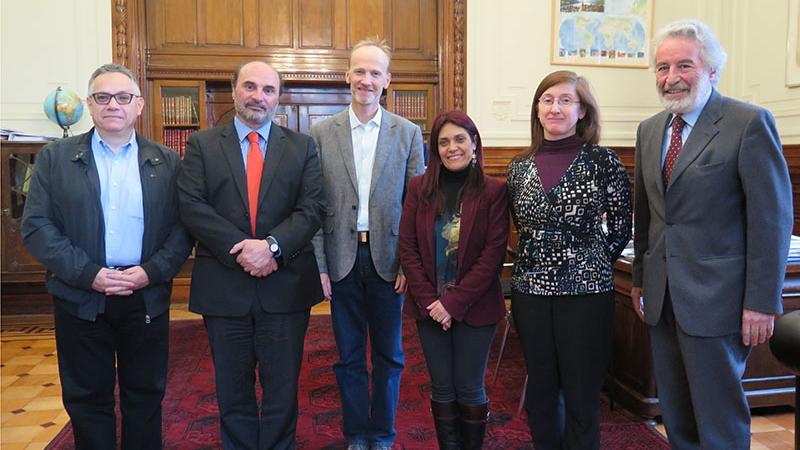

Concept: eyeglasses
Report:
left=90, top=92, right=139, bottom=105
left=538, top=96, right=581, bottom=108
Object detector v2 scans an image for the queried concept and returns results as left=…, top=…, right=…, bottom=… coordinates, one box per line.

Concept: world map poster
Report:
left=551, top=0, right=654, bottom=68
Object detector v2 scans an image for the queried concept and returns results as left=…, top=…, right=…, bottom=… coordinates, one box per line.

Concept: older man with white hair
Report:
left=630, top=20, right=792, bottom=449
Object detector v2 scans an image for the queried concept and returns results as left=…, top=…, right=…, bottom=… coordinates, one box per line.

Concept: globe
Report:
left=44, top=87, right=84, bottom=138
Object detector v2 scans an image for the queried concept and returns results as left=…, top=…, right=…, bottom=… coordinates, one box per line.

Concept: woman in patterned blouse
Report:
left=507, top=70, right=632, bottom=450
left=399, top=111, right=509, bottom=450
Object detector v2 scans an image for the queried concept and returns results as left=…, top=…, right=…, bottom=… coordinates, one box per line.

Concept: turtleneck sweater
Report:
left=535, top=135, right=583, bottom=192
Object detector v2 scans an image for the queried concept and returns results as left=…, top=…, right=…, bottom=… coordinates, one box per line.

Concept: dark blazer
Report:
left=21, top=130, right=193, bottom=321
left=177, top=121, right=325, bottom=316
left=633, top=90, right=793, bottom=336
left=399, top=174, right=509, bottom=326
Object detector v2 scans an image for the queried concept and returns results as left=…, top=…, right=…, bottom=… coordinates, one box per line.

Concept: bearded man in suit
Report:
left=631, top=20, right=792, bottom=449
left=178, top=60, right=324, bottom=450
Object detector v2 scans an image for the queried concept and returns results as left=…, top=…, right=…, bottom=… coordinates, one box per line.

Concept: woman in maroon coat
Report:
left=399, top=110, right=509, bottom=450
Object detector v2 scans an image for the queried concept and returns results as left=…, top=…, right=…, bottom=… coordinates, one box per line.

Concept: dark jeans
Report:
left=204, top=301, right=310, bottom=450
left=511, top=290, right=614, bottom=450
left=330, top=243, right=405, bottom=447
left=416, top=318, right=496, bottom=405
left=54, top=293, right=169, bottom=450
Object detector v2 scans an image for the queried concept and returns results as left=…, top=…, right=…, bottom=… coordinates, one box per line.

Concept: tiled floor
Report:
left=1, top=301, right=795, bottom=449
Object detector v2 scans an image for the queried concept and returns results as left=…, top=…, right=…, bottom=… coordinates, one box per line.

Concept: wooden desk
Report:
left=608, top=254, right=800, bottom=418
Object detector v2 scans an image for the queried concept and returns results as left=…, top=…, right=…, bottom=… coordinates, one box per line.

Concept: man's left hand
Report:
left=119, top=266, right=150, bottom=290
left=230, top=239, right=276, bottom=277
left=741, top=308, right=776, bottom=347
left=394, top=273, right=407, bottom=294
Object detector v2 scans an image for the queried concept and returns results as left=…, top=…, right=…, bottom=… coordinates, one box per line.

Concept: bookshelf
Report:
left=387, top=84, right=435, bottom=139
left=152, top=80, right=207, bottom=157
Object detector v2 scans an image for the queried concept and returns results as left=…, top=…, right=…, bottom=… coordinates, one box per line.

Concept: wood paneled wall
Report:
left=142, top=0, right=439, bottom=78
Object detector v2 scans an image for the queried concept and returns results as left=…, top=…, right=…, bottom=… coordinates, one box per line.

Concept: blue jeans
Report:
left=330, top=243, right=404, bottom=447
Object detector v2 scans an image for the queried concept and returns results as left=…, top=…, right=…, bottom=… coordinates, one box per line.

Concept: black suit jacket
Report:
left=178, top=121, right=325, bottom=316
left=21, top=130, right=193, bottom=321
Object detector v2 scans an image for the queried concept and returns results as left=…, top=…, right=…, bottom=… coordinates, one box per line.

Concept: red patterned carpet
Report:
left=48, top=315, right=667, bottom=449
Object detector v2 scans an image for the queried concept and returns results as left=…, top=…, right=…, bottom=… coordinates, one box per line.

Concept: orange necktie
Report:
left=246, top=131, right=264, bottom=236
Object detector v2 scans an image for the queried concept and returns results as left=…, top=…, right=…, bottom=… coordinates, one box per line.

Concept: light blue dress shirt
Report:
left=234, top=116, right=271, bottom=171
left=661, top=88, right=713, bottom=168
left=91, top=130, right=144, bottom=267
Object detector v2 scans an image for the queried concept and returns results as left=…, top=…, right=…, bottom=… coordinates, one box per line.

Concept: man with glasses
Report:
left=22, top=63, right=192, bottom=449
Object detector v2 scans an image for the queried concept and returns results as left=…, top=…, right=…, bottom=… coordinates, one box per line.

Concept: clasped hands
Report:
left=428, top=299, right=452, bottom=331
left=92, top=266, right=149, bottom=296
left=230, top=239, right=278, bottom=277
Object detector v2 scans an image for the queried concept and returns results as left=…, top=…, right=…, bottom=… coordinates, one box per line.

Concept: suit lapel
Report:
left=667, top=90, right=722, bottom=188
left=334, top=112, right=359, bottom=194
left=219, top=123, right=249, bottom=211
left=258, top=124, right=287, bottom=208
left=370, top=109, right=395, bottom=197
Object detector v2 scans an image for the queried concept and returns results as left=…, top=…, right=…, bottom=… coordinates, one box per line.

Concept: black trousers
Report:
left=53, top=293, right=169, bottom=450
left=511, top=290, right=614, bottom=450
left=204, top=300, right=310, bottom=450
left=416, top=319, right=496, bottom=405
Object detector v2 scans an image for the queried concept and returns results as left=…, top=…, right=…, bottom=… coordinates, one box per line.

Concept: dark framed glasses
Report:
left=90, top=92, right=140, bottom=105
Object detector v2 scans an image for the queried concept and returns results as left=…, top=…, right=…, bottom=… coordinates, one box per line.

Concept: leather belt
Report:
left=358, top=231, right=369, bottom=243
left=108, top=265, right=135, bottom=271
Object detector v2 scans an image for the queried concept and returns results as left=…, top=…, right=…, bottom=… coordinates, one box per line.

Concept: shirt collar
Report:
left=234, top=116, right=272, bottom=143
left=92, top=129, right=137, bottom=157
left=348, top=105, right=382, bottom=129
left=670, top=87, right=713, bottom=129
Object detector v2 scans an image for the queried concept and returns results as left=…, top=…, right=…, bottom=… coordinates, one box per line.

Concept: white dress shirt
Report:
left=348, top=106, right=382, bottom=231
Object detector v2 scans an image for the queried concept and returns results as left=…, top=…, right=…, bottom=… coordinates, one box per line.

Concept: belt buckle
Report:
left=358, top=231, right=369, bottom=243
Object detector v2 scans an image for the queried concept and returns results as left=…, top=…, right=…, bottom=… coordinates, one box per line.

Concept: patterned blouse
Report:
left=507, top=144, right=632, bottom=295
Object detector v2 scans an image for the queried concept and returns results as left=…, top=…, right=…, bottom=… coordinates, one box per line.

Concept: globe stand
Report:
left=52, top=86, right=71, bottom=138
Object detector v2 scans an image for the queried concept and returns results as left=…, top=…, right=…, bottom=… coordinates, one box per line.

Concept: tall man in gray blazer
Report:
left=310, top=38, right=425, bottom=450
left=631, top=20, right=792, bottom=449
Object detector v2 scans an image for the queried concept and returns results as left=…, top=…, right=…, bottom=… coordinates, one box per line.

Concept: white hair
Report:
left=651, top=19, right=727, bottom=86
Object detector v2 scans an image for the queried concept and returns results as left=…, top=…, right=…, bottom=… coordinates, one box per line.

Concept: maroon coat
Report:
left=399, top=174, right=509, bottom=326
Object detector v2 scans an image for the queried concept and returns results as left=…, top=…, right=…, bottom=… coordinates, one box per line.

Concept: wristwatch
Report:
left=265, top=235, right=281, bottom=257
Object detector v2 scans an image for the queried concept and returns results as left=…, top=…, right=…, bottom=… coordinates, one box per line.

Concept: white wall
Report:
left=0, top=0, right=112, bottom=138
left=2, top=1, right=797, bottom=143
left=468, top=0, right=800, bottom=146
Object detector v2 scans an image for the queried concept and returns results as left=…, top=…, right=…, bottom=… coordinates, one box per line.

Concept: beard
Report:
left=234, top=96, right=275, bottom=127
left=658, top=75, right=712, bottom=115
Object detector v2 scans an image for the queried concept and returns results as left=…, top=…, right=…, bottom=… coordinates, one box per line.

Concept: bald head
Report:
left=232, top=61, right=281, bottom=128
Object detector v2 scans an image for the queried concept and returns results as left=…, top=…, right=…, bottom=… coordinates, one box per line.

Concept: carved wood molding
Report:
left=113, top=0, right=128, bottom=66
left=453, top=0, right=466, bottom=111
left=439, top=0, right=466, bottom=112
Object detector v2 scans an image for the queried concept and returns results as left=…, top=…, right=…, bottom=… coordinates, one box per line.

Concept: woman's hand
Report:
left=427, top=300, right=453, bottom=330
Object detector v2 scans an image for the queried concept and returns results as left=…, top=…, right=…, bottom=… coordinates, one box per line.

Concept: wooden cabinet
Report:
left=152, top=80, right=207, bottom=156
left=1, top=142, right=47, bottom=283
left=608, top=257, right=800, bottom=418
left=144, top=0, right=439, bottom=77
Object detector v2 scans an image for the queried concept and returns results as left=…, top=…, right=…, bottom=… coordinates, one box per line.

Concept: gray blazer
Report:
left=310, top=107, right=425, bottom=282
left=632, top=90, right=792, bottom=337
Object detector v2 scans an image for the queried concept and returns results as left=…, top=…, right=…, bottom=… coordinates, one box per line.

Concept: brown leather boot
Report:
left=458, top=402, right=489, bottom=450
left=431, top=399, right=461, bottom=450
